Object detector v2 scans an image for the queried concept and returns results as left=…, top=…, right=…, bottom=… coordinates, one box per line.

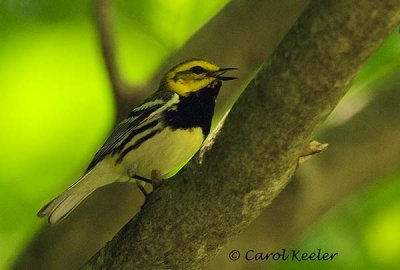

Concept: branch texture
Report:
left=83, top=1, right=400, bottom=269
left=14, top=1, right=310, bottom=269
left=210, top=74, right=400, bottom=269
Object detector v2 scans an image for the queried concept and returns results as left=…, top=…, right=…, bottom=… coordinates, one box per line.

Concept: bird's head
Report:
left=160, top=59, right=237, bottom=96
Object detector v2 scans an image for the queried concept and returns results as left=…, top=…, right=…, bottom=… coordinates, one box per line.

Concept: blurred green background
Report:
left=275, top=172, right=400, bottom=270
left=0, top=1, right=399, bottom=269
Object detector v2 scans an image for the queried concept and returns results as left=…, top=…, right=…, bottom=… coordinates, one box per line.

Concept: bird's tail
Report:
left=37, top=159, right=121, bottom=224
left=37, top=187, right=92, bottom=224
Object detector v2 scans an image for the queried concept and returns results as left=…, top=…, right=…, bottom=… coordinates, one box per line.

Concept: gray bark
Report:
left=209, top=74, right=400, bottom=269
left=82, top=1, right=400, bottom=269
left=13, top=1, right=309, bottom=269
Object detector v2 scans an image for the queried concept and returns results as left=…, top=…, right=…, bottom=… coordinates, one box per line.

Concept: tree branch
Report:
left=93, top=0, right=122, bottom=99
left=13, top=2, right=311, bottom=269
left=209, top=74, right=400, bottom=269
left=82, top=1, right=400, bottom=269
left=93, top=0, right=143, bottom=119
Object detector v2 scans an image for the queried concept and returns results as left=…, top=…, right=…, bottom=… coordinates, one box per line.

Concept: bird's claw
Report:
left=151, top=169, right=163, bottom=189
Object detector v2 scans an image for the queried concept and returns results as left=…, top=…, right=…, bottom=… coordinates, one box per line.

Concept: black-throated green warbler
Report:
left=38, top=59, right=237, bottom=224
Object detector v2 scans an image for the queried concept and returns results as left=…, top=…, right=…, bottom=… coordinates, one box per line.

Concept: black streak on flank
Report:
left=85, top=102, right=166, bottom=172
left=116, top=129, right=162, bottom=164
left=163, top=81, right=222, bottom=137
left=112, top=119, right=159, bottom=155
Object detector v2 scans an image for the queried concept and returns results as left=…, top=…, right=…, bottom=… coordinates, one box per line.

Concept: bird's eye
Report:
left=190, top=66, right=205, bottom=74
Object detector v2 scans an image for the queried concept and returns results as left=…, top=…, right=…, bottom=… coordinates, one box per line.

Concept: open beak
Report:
left=210, top=67, right=238, bottom=81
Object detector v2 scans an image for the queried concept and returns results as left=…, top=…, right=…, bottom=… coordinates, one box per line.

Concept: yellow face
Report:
left=161, top=59, right=235, bottom=96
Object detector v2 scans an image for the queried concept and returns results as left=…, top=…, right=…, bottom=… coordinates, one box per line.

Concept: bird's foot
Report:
left=136, top=182, right=148, bottom=197
left=130, top=174, right=152, bottom=184
left=151, top=169, right=163, bottom=190
left=132, top=171, right=163, bottom=209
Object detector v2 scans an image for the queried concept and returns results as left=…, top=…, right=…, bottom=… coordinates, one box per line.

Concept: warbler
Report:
left=37, top=59, right=237, bottom=224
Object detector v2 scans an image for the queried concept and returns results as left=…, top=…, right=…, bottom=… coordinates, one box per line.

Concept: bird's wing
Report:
left=85, top=91, right=179, bottom=172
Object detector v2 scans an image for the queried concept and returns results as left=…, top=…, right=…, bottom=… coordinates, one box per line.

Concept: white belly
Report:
left=120, top=127, right=204, bottom=179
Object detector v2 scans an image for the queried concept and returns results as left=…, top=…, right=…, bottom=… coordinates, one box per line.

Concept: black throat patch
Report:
left=162, top=81, right=222, bottom=137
